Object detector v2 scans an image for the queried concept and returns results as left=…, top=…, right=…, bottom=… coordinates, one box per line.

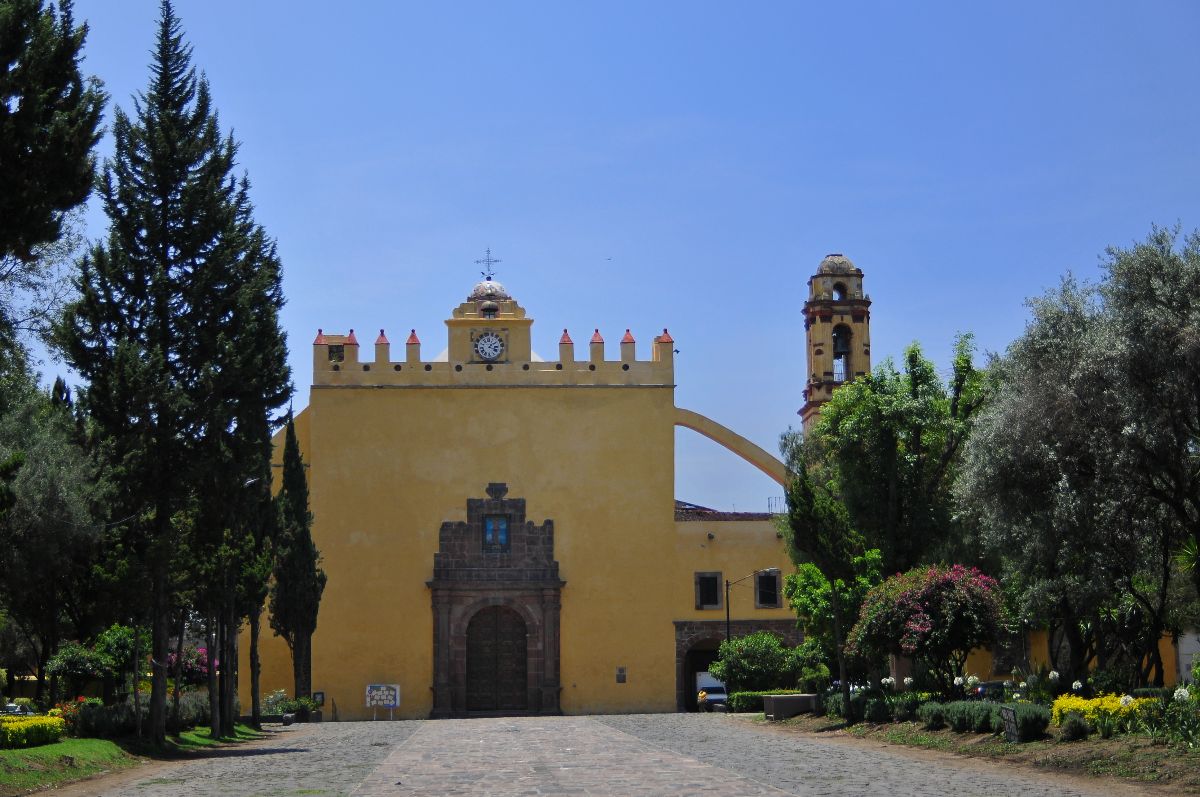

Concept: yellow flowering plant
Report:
left=0, top=716, right=66, bottom=749
left=1051, top=693, right=1151, bottom=726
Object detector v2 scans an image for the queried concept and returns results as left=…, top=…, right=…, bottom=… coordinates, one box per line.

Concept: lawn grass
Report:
left=0, top=737, right=139, bottom=795
left=0, top=722, right=267, bottom=794
left=172, top=722, right=265, bottom=749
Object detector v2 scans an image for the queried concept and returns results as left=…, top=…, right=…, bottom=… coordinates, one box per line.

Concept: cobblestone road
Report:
left=59, top=715, right=1160, bottom=797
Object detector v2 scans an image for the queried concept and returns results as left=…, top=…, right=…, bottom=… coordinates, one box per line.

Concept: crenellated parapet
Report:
left=312, top=276, right=675, bottom=388
left=312, top=326, right=675, bottom=388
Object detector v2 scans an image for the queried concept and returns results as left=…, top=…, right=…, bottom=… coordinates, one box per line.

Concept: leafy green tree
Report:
left=783, top=548, right=881, bottom=674
left=270, top=412, right=325, bottom=699
left=57, top=1, right=290, bottom=743
left=956, top=270, right=1184, bottom=687
left=780, top=431, right=864, bottom=719
left=92, top=623, right=146, bottom=703
left=814, top=336, right=985, bottom=574
left=709, top=631, right=799, bottom=693
left=0, top=353, right=102, bottom=704
left=1100, top=226, right=1200, bottom=602
left=0, top=0, right=104, bottom=263
left=45, top=639, right=107, bottom=697
left=846, top=564, right=1003, bottom=695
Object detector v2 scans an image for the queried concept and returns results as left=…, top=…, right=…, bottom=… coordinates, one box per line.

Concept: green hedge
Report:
left=942, top=701, right=999, bottom=733
left=917, top=701, right=945, bottom=729
left=728, top=689, right=812, bottom=713
left=76, top=689, right=223, bottom=738
left=0, top=716, right=67, bottom=748
left=916, top=701, right=1049, bottom=742
left=1008, top=703, right=1051, bottom=742
left=825, top=690, right=868, bottom=721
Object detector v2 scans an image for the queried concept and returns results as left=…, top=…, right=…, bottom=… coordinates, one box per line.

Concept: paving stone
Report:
left=74, top=714, right=1155, bottom=796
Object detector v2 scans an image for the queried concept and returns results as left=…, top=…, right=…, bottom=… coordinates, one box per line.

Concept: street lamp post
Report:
left=725, top=568, right=781, bottom=642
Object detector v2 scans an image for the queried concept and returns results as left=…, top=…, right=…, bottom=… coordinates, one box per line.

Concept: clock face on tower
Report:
left=473, top=332, right=505, bottom=361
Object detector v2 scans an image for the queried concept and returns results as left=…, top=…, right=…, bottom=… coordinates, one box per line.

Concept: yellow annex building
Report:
left=240, top=255, right=871, bottom=720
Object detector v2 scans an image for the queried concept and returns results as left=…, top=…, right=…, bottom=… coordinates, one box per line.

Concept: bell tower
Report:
left=799, top=253, right=871, bottom=433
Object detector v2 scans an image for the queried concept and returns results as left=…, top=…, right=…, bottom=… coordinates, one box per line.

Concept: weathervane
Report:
left=475, top=248, right=502, bottom=280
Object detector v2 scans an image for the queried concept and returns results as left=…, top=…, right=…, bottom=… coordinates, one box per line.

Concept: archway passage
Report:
left=683, top=639, right=721, bottom=712
left=466, top=606, right=528, bottom=711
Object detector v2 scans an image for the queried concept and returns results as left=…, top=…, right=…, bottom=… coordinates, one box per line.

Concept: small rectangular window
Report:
left=483, top=515, right=509, bottom=552
left=695, top=572, right=721, bottom=610
left=755, top=571, right=782, bottom=608
left=328, top=344, right=345, bottom=362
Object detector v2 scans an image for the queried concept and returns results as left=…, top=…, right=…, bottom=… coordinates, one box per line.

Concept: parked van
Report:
left=695, top=671, right=727, bottom=708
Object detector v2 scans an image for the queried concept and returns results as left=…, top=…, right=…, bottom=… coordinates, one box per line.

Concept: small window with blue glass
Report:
left=483, top=515, right=509, bottom=552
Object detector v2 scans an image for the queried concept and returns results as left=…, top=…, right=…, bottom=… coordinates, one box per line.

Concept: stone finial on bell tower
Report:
left=799, top=253, right=872, bottom=433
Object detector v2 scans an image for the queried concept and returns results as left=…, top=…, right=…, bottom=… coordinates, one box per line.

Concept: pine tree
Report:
left=56, top=0, right=289, bottom=744
left=270, top=412, right=325, bottom=699
left=0, top=0, right=105, bottom=262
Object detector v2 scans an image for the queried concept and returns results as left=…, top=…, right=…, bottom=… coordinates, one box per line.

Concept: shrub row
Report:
left=917, top=701, right=1049, bottom=742
left=0, top=716, right=66, bottom=749
left=66, top=689, right=219, bottom=738
left=728, top=689, right=811, bottom=713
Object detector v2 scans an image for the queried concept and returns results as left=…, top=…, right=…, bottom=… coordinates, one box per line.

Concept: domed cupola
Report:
left=468, top=277, right=511, bottom=302
left=816, top=253, right=858, bottom=275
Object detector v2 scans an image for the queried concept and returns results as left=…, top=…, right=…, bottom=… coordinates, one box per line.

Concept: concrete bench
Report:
left=762, top=693, right=818, bottom=720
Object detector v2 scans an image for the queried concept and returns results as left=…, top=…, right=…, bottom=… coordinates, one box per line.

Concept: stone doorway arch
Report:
left=429, top=483, right=564, bottom=718
left=673, top=619, right=803, bottom=712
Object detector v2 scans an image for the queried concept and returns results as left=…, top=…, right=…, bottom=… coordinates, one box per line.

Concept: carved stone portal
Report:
left=429, top=483, right=564, bottom=717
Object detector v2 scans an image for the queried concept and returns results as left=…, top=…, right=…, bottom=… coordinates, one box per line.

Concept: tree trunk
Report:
left=249, top=605, right=262, bottom=729
left=149, top=589, right=169, bottom=746
left=207, top=618, right=219, bottom=739
left=132, top=626, right=142, bottom=739
left=1060, top=600, right=1088, bottom=684
left=294, top=634, right=310, bottom=699
left=830, top=586, right=854, bottom=725
left=170, top=610, right=184, bottom=735
left=34, top=642, right=47, bottom=705
left=220, top=604, right=237, bottom=737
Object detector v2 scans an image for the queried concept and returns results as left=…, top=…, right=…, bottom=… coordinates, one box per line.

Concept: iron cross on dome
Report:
left=476, top=248, right=502, bottom=280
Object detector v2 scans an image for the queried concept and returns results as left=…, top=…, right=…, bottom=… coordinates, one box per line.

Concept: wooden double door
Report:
left=465, top=605, right=528, bottom=711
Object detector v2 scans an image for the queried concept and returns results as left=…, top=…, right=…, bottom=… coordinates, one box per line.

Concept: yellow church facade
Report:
left=241, top=270, right=805, bottom=720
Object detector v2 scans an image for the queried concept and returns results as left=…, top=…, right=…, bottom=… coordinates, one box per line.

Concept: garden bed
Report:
left=751, top=712, right=1200, bottom=793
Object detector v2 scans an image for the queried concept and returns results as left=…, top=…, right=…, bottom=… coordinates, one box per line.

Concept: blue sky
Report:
left=66, top=0, right=1200, bottom=510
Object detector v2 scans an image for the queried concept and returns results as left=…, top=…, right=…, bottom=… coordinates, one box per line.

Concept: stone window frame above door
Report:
left=694, top=571, right=722, bottom=610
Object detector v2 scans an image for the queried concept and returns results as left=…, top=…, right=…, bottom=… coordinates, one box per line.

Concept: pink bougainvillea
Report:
left=847, top=564, right=1004, bottom=693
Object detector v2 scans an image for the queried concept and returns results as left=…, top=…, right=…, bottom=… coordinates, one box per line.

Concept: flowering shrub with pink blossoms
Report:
left=847, top=564, right=1004, bottom=696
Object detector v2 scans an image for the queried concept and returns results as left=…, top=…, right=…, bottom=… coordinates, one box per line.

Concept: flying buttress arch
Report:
left=673, top=407, right=788, bottom=487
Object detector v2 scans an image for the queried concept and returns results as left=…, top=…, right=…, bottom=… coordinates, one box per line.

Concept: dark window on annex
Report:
left=695, top=572, right=721, bottom=609
left=483, top=515, right=509, bottom=552
left=755, top=571, right=781, bottom=608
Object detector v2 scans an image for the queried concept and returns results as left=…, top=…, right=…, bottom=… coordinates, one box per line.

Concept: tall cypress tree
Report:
left=56, top=0, right=289, bottom=744
left=270, top=412, right=325, bottom=699
left=0, top=0, right=105, bottom=262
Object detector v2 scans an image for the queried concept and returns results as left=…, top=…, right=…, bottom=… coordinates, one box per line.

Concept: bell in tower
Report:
left=799, top=253, right=872, bottom=433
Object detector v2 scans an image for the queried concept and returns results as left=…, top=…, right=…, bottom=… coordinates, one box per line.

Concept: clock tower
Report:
left=799, top=253, right=871, bottom=433
left=445, top=277, right=534, bottom=364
